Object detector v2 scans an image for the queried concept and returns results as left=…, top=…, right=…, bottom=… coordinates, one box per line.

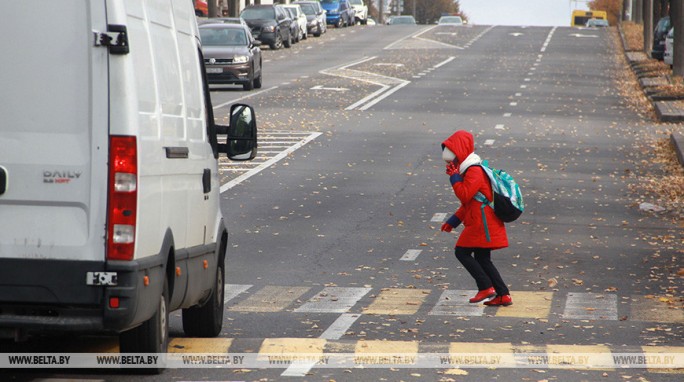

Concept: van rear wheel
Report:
left=182, top=261, right=224, bottom=337
left=119, top=279, right=169, bottom=374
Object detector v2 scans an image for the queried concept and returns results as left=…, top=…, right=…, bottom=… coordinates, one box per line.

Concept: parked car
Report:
left=199, top=17, right=248, bottom=27
left=665, top=27, right=674, bottom=67
left=284, top=5, right=304, bottom=42
left=388, top=15, right=417, bottom=25
left=585, top=18, right=609, bottom=28
left=438, top=15, right=463, bottom=26
left=285, top=5, right=308, bottom=41
left=321, top=0, right=354, bottom=28
left=240, top=4, right=293, bottom=50
left=294, top=1, right=327, bottom=37
left=200, top=23, right=263, bottom=91
left=652, top=16, right=671, bottom=60
left=349, top=0, right=368, bottom=25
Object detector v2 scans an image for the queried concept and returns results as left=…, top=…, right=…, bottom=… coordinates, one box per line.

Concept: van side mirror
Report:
left=216, top=104, right=257, bottom=161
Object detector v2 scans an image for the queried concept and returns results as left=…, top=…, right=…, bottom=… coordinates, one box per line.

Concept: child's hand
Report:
left=445, top=162, right=459, bottom=176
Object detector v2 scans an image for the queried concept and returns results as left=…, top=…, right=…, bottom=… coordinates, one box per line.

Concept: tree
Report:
left=588, top=0, right=622, bottom=26
left=401, top=0, right=462, bottom=24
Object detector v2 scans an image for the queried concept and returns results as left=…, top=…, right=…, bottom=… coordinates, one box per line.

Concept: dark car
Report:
left=652, top=16, right=671, bottom=60
left=294, top=1, right=327, bottom=37
left=199, top=23, right=263, bottom=90
left=284, top=6, right=302, bottom=43
left=240, top=4, right=293, bottom=50
left=321, top=0, right=354, bottom=28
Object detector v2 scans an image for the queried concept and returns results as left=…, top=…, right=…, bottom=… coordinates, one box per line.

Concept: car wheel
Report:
left=182, top=256, right=225, bottom=337
left=272, top=33, right=283, bottom=50
left=303, top=29, right=307, bottom=39
left=336, top=19, right=342, bottom=28
left=314, top=23, right=322, bottom=37
left=254, top=69, right=262, bottom=89
left=119, top=278, right=169, bottom=374
left=283, top=30, right=292, bottom=48
left=242, top=69, right=254, bottom=91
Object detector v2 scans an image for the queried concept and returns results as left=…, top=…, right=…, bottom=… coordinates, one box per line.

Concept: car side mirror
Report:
left=216, top=104, right=257, bottom=161
left=252, top=40, right=262, bottom=47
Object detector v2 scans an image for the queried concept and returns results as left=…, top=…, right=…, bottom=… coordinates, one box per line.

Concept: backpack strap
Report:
left=474, top=192, right=493, bottom=242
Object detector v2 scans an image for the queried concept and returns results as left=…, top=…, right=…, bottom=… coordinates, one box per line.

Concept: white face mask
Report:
left=442, top=147, right=456, bottom=162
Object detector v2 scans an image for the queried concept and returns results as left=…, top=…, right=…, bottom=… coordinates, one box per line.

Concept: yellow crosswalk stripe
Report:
left=642, top=346, right=684, bottom=374
left=363, top=288, right=431, bottom=315
left=169, top=338, right=233, bottom=353
left=228, top=285, right=310, bottom=312
left=495, top=291, right=553, bottom=318
left=546, top=344, right=614, bottom=370
left=630, top=295, right=684, bottom=323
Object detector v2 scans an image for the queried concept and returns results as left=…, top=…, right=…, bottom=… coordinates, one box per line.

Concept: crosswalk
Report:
left=223, top=284, right=684, bottom=323
left=219, top=130, right=321, bottom=192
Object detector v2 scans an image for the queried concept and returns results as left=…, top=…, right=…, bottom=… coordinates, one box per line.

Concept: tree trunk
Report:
left=673, top=0, right=684, bottom=75
left=644, top=0, right=654, bottom=55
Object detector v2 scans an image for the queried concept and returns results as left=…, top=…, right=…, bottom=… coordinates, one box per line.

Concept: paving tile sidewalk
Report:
left=620, top=26, right=684, bottom=168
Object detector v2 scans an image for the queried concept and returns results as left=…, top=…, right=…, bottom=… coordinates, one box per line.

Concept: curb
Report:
left=619, top=24, right=684, bottom=169
left=671, top=132, right=684, bottom=167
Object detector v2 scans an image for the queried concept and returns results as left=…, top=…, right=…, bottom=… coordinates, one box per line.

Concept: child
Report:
left=440, top=130, right=512, bottom=306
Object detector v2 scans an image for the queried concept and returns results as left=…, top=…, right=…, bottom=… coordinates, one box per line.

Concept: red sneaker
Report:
left=469, top=287, right=496, bottom=303
left=484, top=294, right=513, bottom=306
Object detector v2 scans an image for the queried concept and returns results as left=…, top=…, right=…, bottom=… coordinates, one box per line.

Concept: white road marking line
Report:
left=295, top=287, right=371, bottom=313
left=509, top=102, right=517, bottom=106
left=520, top=85, right=527, bottom=88
left=212, top=86, right=279, bottom=110
left=224, top=284, right=252, bottom=304
left=431, top=213, right=448, bottom=222
left=429, top=290, right=485, bottom=316
left=220, top=132, right=322, bottom=192
left=515, top=93, right=522, bottom=96
left=484, top=139, right=495, bottom=146
left=281, top=361, right=318, bottom=377
left=503, top=113, right=512, bottom=117
left=562, top=292, right=618, bottom=320
left=400, top=249, right=422, bottom=261
left=320, top=313, right=361, bottom=339
left=495, top=124, right=505, bottom=130
left=358, top=81, right=410, bottom=111
left=434, top=56, right=456, bottom=68
left=540, top=26, right=556, bottom=52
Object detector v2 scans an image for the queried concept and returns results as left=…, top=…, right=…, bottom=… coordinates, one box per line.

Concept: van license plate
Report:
left=206, top=68, right=223, bottom=74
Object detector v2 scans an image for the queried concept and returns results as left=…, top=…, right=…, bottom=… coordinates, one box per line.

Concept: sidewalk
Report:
left=619, top=29, right=684, bottom=169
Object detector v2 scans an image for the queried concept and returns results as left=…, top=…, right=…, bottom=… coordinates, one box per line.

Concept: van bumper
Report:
left=0, top=256, right=164, bottom=333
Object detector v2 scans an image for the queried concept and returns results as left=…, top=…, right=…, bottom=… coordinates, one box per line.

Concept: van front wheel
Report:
left=182, top=261, right=224, bottom=337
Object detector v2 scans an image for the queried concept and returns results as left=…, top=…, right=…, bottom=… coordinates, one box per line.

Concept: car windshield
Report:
left=321, top=0, right=338, bottom=3
left=240, top=7, right=275, bottom=20
left=439, top=16, right=462, bottom=24
left=299, top=4, right=316, bottom=15
left=391, top=16, right=415, bottom=25
left=200, top=28, right=247, bottom=46
left=349, top=0, right=363, bottom=4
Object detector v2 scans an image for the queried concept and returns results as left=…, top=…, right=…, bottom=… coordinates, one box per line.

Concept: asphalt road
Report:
left=2, top=23, right=682, bottom=382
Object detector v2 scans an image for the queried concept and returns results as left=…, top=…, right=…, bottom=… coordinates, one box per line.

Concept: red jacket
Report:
left=443, top=131, right=508, bottom=250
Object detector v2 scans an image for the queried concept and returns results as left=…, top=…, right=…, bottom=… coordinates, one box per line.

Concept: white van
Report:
left=0, top=0, right=257, bottom=359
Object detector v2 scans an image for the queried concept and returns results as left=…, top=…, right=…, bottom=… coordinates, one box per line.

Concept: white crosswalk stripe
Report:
left=295, top=287, right=371, bottom=313
left=562, top=292, right=618, bottom=320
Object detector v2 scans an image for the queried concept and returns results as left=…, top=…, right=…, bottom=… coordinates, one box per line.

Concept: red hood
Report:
left=442, top=130, right=474, bottom=163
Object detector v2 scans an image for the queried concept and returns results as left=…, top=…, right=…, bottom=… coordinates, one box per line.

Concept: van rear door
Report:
left=0, top=1, right=109, bottom=263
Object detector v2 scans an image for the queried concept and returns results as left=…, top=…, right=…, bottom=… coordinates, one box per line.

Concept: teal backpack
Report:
left=472, top=160, right=524, bottom=240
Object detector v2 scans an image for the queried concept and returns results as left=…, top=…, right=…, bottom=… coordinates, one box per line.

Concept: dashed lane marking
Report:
left=431, top=213, right=448, bottom=222
left=224, top=284, right=252, bottom=304
left=400, top=249, right=422, bottom=261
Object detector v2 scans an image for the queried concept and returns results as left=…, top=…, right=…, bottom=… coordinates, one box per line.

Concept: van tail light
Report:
left=107, top=136, right=137, bottom=261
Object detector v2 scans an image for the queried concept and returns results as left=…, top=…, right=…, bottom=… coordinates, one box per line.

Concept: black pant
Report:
left=454, top=247, right=509, bottom=296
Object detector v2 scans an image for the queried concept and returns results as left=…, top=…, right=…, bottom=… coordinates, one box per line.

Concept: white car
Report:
left=284, top=4, right=308, bottom=40
left=438, top=15, right=463, bottom=26
left=664, top=27, right=674, bottom=66
left=349, top=0, right=368, bottom=25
